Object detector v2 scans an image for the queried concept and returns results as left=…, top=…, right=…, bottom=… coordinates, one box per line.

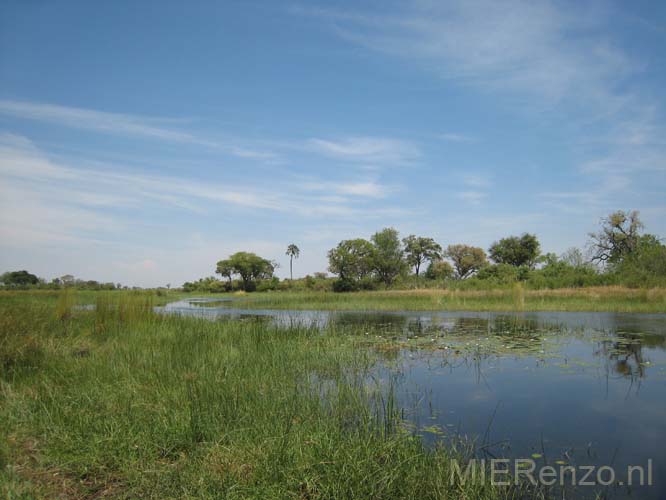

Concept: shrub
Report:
left=332, top=278, right=358, bottom=293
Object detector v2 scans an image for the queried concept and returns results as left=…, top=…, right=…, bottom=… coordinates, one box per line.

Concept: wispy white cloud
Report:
left=454, top=173, right=492, bottom=204
left=299, top=1, right=633, bottom=107
left=0, top=134, right=410, bottom=253
left=301, top=179, right=391, bottom=199
left=578, top=110, right=666, bottom=175
left=0, top=99, right=277, bottom=160
left=298, top=0, right=665, bottom=217
left=461, top=173, right=492, bottom=189
left=307, top=136, right=419, bottom=165
left=439, top=133, right=475, bottom=143
left=457, top=190, right=486, bottom=205
left=539, top=174, right=632, bottom=214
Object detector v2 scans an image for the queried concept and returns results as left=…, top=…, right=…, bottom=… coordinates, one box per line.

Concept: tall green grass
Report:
left=222, top=286, right=666, bottom=313
left=0, top=291, right=532, bottom=499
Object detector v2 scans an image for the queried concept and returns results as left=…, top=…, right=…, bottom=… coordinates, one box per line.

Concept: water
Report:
left=160, top=298, right=666, bottom=498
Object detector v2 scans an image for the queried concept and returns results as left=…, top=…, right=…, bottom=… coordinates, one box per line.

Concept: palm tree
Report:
left=285, top=244, right=300, bottom=280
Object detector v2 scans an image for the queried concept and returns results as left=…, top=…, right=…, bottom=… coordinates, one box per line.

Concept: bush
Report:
left=612, top=238, right=666, bottom=288
left=256, top=277, right=280, bottom=292
left=475, top=264, right=521, bottom=284
left=332, top=279, right=358, bottom=293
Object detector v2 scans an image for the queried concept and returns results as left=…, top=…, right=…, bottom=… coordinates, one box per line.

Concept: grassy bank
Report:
left=221, top=286, right=666, bottom=314
left=1, top=291, right=523, bottom=499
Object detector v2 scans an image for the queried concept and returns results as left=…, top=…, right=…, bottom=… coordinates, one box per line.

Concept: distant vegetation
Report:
left=3, top=210, right=665, bottom=294
left=0, top=272, right=121, bottom=291
left=180, top=210, right=666, bottom=293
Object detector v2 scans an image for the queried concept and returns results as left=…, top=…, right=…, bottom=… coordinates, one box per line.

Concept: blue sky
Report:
left=1, top=0, right=665, bottom=287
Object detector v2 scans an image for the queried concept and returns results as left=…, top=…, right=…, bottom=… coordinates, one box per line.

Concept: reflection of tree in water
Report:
left=596, top=330, right=665, bottom=380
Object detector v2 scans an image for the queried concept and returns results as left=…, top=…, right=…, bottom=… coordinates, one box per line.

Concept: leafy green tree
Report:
left=371, top=228, right=407, bottom=286
left=445, top=244, right=487, bottom=279
left=588, top=210, right=644, bottom=264
left=403, top=235, right=442, bottom=277
left=489, top=233, right=541, bottom=268
left=216, top=252, right=275, bottom=291
left=425, top=259, right=454, bottom=280
left=612, top=234, right=666, bottom=287
left=327, top=239, right=374, bottom=283
left=0, top=270, right=39, bottom=286
left=475, top=263, right=522, bottom=283
left=285, top=244, right=300, bottom=280
left=215, top=260, right=234, bottom=286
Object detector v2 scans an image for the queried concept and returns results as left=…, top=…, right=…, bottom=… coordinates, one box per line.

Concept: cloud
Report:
left=461, top=173, right=492, bottom=189
left=0, top=134, right=281, bottom=212
left=457, top=190, right=486, bottom=205
left=540, top=174, right=633, bottom=209
left=0, top=134, right=410, bottom=253
left=301, top=180, right=391, bottom=199
left=0, top=99, right=276, bottom=160
left=307, top=136, right=419, bottom=165
left=301, top=1, right=633, bottom=107
left=298, top=0, right=665, bottom=218
left=439, top=133, right=475, bottom=143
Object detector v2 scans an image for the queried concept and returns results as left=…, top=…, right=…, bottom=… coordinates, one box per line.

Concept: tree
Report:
left=285, top=244, right=300, bottom=280
left=60, top=274, right=75, bottom=286
left=612, top=234, right=666, bottom=286
left=560, top=247, right=587, bottom=268
left=0, top=270, right=39, bottom=286
left=327, top=239, right=374, bottom=282
left=215, top=260, right=234, bottom=285
left=403, top=235, right=442, bottom=277
left=371, top=228, right=407, bottom=286
left=489, top=233, right=541, bottom=268
left=216, top=252, right=275, bottom=291
left=425, top=259, right=454, bottom=280
left=445, top=244, right=487, bottom=279
left=588, top=210, right=644, bottom=264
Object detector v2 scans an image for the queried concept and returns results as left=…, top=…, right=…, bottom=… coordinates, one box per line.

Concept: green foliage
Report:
left=370, top=227, right=407, bottom=286
left=445, top=244, right=487, bottom=279
left=216, top=252, right=275, bottom=292
left=475, top=263, right=524, bottom=284
left=328, top=238, right=375, bottom=283
left=425, top=259, right=454, bottom=280
left=489, top=233, right=541, bottom=268
left=588, top=210, right=643, bottom=264
left=402, top=235, right=442, bottom=276
left=183, top=276, right=230, bottom=293
left=256, top=276, right=281, bottom=292
left=0, top=270, right=39, bottom=287
left=1, top=292, right=516, bottom=499
left=285, top=243, right=300, bottom=280
left=611, top=235, right=666, bottom=287
left=220, top=287, right=666, bottom=313
left=0, top=271, right=35, bottom=286
left=332, top=278, right=359, bottom=292
left=0, top=271, right=118, bottom=291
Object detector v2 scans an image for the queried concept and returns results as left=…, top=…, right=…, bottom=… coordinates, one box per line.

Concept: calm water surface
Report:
left=160, top=298, right=666, bottom=499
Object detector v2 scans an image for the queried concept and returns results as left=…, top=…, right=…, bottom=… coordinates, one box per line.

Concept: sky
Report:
left=1, top=0, right=665, bottom=287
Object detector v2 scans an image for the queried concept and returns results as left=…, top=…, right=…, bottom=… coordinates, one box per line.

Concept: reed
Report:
left=1, top=291, right=531, bottom=499
left=222, top=286, right=666, bottom=313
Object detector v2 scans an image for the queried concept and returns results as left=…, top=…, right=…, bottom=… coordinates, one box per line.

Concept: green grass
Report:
left=0, top=291, right=533, bottom=499
left=217, top=286, right=666, bottom=313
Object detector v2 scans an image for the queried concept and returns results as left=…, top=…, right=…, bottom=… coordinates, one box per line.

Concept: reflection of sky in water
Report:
left=160, top=299, right=666, bottom=499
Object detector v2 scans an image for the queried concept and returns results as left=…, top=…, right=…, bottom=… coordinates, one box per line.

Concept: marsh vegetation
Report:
left=2, top=291, right=665, bottom=498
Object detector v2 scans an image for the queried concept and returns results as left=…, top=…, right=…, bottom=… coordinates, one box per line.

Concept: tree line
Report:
left=180, top=210, right=665, bottom=293
left=4, top=210, right=664, bottom=293
left=0, top=272, right=122, bottom=291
